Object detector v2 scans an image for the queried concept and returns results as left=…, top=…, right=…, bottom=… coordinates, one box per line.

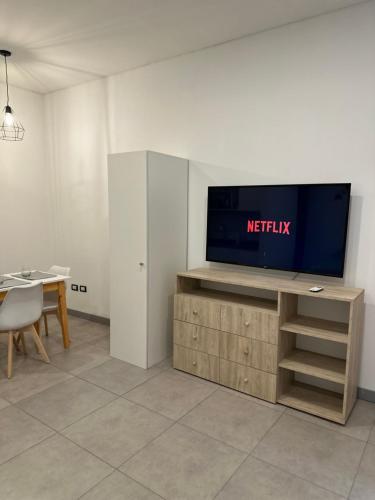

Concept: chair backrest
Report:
left=48, top=265, right=70, bottom=277
left=0, top=282, right=43, bottom=332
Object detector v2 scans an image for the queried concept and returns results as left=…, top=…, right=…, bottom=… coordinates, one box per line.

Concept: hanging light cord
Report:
left=0, top=49, right=24, bottom=140
left=4, top=55, right=9, bottom=106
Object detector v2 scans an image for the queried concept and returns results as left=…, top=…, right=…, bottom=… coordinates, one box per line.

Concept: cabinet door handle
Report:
left=244, top=321, right=250, bottom=327
left=192, top=361, right=197, bottom=366
left=193, top=310, right=198, bottom=315
left=243, top=349, right=249, bottom=355
left=193, top=334, right=198, bottom=340
left=243, top=378, right=248, bottom=383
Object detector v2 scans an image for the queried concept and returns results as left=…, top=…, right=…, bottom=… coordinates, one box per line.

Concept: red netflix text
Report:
left=247, top=220, right=291, bottom=235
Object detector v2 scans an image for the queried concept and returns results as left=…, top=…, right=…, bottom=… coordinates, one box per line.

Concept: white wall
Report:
left=45, top=79, right=109, bottom=317
left=0, top=84, right=54, bottom=274
left=44, top=2, right=375, bottom=389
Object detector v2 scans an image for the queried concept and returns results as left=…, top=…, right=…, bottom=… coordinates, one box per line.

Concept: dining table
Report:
left=0, top=271, right=71, bottom=348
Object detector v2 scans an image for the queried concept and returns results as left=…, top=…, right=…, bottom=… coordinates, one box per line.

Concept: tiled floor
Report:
left=0, top=316, right=374, bottom=499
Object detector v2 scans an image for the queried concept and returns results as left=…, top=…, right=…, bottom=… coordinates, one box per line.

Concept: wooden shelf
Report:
left=278, top=382, right=344, bottom=424
left=178, top=267, right=364, bottom=302
left=281, top=315, right=348, bottom=344
left=183, top=288, right=278, bottom=313
left=279, top=349, right=346, bottom=384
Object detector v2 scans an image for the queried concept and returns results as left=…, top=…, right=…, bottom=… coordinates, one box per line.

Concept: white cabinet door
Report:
left=108, top=152, right=148, bottom=368
left=147, top=152, right=188, bottom=366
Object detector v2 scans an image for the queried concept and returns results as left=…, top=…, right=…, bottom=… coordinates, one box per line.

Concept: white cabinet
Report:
left=108, top=151, right=188, bottom=368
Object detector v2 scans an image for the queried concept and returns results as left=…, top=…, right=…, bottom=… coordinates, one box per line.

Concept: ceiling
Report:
left=0, top=0, right=367, bottom=94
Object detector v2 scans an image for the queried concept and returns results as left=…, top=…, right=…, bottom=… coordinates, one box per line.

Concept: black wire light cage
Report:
left=0, top=50, right=24, bottom=141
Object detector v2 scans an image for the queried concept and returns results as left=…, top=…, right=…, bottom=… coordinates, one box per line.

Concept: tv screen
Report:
left=206, top=183, right=351, bottom=277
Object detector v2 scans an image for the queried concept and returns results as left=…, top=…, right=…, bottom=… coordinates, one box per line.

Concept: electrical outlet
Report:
left=71, top=284, right=78, bottom=291
left=79, top=285, right=87, bottom=293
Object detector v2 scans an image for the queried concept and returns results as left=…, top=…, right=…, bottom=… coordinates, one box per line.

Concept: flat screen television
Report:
left=206, top=183, right=351, bottom=277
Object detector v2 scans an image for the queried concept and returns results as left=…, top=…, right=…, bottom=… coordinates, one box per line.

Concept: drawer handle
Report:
left=243, top=349, right=249, bottom=355
left=243, top=378, right=248, bottom=383
left=192, top=361, right=197, bottom=366
left=193, top=310, right=198, bottom=315
left=193, top=334, right=198, bottom=340
left=244, top=321, right=250, bottom=327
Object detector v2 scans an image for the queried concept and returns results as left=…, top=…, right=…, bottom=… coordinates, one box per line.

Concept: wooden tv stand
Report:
left=173, top=268, right=364, bottom=424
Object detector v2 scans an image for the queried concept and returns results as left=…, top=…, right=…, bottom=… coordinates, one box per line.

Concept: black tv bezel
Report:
left=205, top=183, right=351, bottom=278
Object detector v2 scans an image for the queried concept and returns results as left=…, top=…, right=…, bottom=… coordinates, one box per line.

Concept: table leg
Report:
left=58, top=281, right=70, bottom=348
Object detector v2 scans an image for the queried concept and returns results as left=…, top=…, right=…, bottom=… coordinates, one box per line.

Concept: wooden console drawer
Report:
left=221, top=305, right=278, bottom=344
left=174, top=294, right=221, bottom=329
left=220, top=359, right=277, bottom=402
left=220, top=332, right=277, bottom=374
left=173, top=344, right=219, bottom=382
left=174, top=320, right=220, bottom=356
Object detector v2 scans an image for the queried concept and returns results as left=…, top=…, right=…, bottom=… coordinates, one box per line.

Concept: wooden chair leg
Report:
left=34, top=320, right=40, bottom=336
left=15, top=333, right=21, bottom=347
left=7, top=332, right=13, bottom=378
left=20, top=332, right=27, bottom=355
left=43, top=313, right=49, bottom=336
left=32, top=320, right=41, bottom=353
left=13, top=333, right=21, bottom=353
left=31, top=326, right=50, bottom=363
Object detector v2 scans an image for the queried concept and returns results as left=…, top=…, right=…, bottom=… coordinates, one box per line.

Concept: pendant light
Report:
left=0, top=50, right=24, bottom=141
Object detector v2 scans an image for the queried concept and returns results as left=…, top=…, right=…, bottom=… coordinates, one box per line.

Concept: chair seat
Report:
left=0, top=318, right=40, bottom=331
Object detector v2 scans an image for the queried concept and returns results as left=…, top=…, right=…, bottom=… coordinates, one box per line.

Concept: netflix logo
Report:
left=247, top=219, right=291, bottom=235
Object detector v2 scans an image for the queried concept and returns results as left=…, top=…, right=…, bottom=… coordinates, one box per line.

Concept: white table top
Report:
left=0, top=271, right=70, bottom=293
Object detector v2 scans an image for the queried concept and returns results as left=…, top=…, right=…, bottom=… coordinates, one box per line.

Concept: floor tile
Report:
left=155, top=357, right=173, bottom=370
left=286, top=399, right=375, bottom=442
left=368, top=424, right=375, bottom=445
left=253, top=414, right=365, bottom=497
left=49, top=342, right=111, bottom=375
left=0, top=406, right=54, bottom=465
left=0, top=341, right=8, bottom=358
left=69, top=320, right=109, bottom=345
left=17, top=377, right=116, bottom=430
left=38, top=334, right=67, bottom=356
left=0, top=398, right=9, bottom=410
left=0, top=357, right=72, bottom=403
left=79, top=358, right=165, bottom=395
left=350, top=443, right=375, bottom=499
left=63, top=398, right=173, bottom=467
left=89, top=335, right=110, bottom=352
left=43, top=315, right=108, bottom=347
left=170, top=367, right=220, bottom=388
left=24, top=330, right=66, bottom=357
left=220, top=385, right=286, bottom=412
left=125, top=370, right=217, bottom=420
left=32, top=315, right=77, bottom=353
left=181, top=389, right=281, bottom=452
left=0, top=434, right=113, bottom=500
left=216, top=455, right=345, bottom=500
left=122, top=423, right=245, bottom=500
left=81, top=471, right=162, bottom=499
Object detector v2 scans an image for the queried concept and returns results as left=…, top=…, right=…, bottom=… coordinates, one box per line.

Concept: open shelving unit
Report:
left=277, top=291, right=364, bottom=424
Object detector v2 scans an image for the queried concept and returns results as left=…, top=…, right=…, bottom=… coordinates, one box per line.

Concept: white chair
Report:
left=42, top=265, right=70, bottom=337
left=0, top=282, right=49, bottom=378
